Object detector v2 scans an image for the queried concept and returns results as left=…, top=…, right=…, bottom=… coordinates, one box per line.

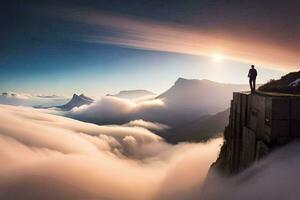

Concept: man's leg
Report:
left=253, top=78, right=256, bottom=92
left=249, top=78, right=254, bottom=92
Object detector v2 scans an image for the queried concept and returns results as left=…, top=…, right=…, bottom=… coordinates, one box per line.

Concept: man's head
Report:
left=251, top=65, right=255, bottom=69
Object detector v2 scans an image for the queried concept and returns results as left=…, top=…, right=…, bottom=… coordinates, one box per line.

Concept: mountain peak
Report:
left=58, top=93, right=94, bottom=111
left=72, top=93, right=79, bottom=98
left=157, top=77, right=249, bottom=113
left=174, top=77, right=190, bottom=84
left=175, top=77, right=215, bottom=84
left=108, top=89, right=155, bottom=99
left=175, top=77, right=187, bottom=82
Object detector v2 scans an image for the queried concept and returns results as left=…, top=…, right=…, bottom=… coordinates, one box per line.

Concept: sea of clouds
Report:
left=1, top=104, right=300, bottom=200
left=65, top=96, right=171, bottom=125
left=0, top=105, right=220, bottom=200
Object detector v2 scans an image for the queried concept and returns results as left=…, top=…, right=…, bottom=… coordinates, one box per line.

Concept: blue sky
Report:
left=1, top=0, right=297, bottom=96
left=0, top=41, right=284, bottom=96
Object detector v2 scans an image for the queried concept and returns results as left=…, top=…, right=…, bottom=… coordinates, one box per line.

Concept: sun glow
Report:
left=212, top=53, right=224, bottom=63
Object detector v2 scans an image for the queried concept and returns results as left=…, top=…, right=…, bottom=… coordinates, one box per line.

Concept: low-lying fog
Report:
left=0, top=105, right=221, bottom=200
left=0, top=105, right=299, bottom=200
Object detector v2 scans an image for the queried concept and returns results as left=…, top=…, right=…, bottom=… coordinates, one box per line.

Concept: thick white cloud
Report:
left=0, top=104, right=221, bottom=200
left=0, top=105, right=162, bottom=156
left=0, top=104, right=299, bottom=200
left=124, top=119, right=170, bottom=132
left=66, top=96, right=168, bottom=125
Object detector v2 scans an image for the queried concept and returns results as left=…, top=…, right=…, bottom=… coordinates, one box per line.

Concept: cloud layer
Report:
left=65, top=96, right=170, bottom=125
left=1, top=105, right=300, bottom=200
left=0, top=104, right=221, bottom=200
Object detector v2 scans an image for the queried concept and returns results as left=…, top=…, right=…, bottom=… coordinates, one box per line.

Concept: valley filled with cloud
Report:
left=0, top=72, right=299, bottom=200
left=1, top=1, right=299, bottom=199
left=1, top=103, right=300, bottom=200
left=0, top=104, right=221, bottom=200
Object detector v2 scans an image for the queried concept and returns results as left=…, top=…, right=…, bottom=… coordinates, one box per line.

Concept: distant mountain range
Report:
left=40, top=78, right=248, bottom=117
left=60, top=79, right=248, bottom=139
left=33, top=78, right=249, bottom=143
left=107, top=90, right=155, bottom=99
left=27, top=75, right=300, bottom=143
left=57, top=94, right=94, bottom=111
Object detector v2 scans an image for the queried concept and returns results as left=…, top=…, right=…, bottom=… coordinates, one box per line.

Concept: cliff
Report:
left=213, top=91, right=300, bottom=175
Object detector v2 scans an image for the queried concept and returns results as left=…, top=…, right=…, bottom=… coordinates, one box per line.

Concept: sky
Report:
left=1, top=0, right=299, bottom=96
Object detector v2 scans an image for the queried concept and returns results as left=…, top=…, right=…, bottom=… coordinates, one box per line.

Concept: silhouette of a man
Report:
left=248, top=65, right=257, bottom=93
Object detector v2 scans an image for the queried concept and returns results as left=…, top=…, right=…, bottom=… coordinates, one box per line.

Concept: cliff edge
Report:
left=212, top=91, right=300, bottom=175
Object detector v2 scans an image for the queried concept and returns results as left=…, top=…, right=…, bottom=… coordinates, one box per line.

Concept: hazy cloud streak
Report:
left=50, top=8, right=299, bottom=71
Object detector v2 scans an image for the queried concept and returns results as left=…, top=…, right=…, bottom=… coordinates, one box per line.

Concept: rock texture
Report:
left=213, top=91, right=300, bottom=175
left=258, top=70, right=300, bottom=94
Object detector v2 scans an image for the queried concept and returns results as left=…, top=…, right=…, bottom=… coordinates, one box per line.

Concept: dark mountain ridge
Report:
left=259, top=70, right=300, bottom=94
left=57, top=94, right=94, bottom=111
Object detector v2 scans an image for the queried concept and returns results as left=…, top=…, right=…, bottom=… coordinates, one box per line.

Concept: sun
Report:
left=212, top=53, right=224, bottom=63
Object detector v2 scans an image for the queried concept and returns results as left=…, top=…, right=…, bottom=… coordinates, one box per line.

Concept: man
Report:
left=248, top=65, right=257, bottom=93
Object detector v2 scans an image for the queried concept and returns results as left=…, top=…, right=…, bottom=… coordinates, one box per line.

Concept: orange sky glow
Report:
left=55, top=9, right=300, bottom=72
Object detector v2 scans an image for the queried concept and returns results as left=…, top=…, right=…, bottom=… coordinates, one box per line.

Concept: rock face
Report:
left=213, top=91, right=300, bottom=175
left=258, top=70, right=300, bottom=94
